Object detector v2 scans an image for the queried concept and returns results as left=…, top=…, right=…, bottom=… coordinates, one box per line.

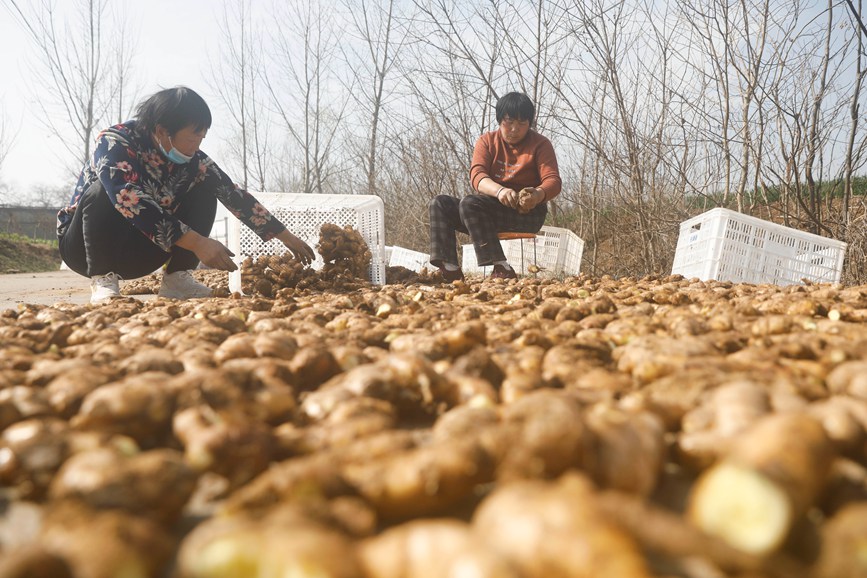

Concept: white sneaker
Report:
left=91, top=272, right=121, bottom=304
left=158, top=270, right=214, bottom=299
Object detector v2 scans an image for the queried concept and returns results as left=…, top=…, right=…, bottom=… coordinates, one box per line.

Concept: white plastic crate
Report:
left=462, top=225, right=584, bottom=277
left=229, top=193, right=386, bottom=291
left=671, top=208, right=846, bottom=285
left=388, top=246, right=431, bottom=273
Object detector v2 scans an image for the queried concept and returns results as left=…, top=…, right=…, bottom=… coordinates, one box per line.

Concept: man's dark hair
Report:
left=495, top=92, right=535, bottom=125
left=134, top=86, right=212, bottom=135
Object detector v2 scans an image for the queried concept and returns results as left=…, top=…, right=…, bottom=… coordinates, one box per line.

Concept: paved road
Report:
left=0, top=270, right=94, bottom=310
left=0, top=270, right=205, bottom=310
left=0, top=270, right=161, bottom=310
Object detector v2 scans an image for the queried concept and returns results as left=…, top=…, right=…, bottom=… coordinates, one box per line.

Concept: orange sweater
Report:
left=470, top=129, right=562, bottom=201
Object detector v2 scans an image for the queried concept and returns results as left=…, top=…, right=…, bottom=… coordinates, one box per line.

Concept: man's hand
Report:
left=496, top=187, right=520, bottom=210
left=518, top=187, right=546, bottom=214
left=177, top=231, right=237, bottom=271
left=277, top=230, right=316, bottom=266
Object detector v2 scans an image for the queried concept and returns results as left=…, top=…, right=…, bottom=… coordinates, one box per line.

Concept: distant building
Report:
left=0, top=205, right=230, bottom=244
left=0, top=206, right=59, bottom=240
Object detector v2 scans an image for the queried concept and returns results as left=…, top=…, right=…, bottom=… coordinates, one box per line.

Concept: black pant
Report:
left=429, top=194, right=547, bottom=267
left=58, top=180, right=216, bottom=279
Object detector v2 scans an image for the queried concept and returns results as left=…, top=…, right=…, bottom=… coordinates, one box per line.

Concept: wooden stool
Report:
left=496, top=232, right=538, bottom=275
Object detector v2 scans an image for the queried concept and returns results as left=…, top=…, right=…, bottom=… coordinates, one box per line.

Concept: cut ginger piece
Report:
left=688, top=413, right=834, bottom=556
left=688, top=462, right=792, bottom=555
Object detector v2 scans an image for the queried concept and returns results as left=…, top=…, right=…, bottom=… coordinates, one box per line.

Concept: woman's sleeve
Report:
left=94, top=130, right=188, bottom=252
left=469, top=134, right=495, bottom=190
left=194, top=156, right=287, bottom=241
left=537, top=138, right=562, bottom=201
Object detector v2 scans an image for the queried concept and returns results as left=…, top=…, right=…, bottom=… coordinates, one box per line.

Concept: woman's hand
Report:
left=176, top=231, right=237, bottom=271
left=277, top=230, right=316, bottom=266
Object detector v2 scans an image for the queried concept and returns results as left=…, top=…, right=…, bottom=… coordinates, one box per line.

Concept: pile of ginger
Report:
left=121, top=223, right=375, bottom=299
left=0, top=272, right=865, bottom=578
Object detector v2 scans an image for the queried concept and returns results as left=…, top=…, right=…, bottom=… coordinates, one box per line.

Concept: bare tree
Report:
left=26, top=183, right=69, bottom=208
left=492, top=0, right=574, bottom=132
left=265, top=0, right=349, bottom=194
left=749, top=2, right=858, bottom=232
left=730, top=0, right=770, bottom=212
left=0, top=107, right=13, bottom=197
left=679, top=0, right=736, bottom=206
left=209, top=0, right=270, bottom=191
left=402, top=0, right=506, bottom=167
left=111, top=9, right=139, bottom=124
left=800, top=0, right=835, bottom=232
left=339, top=0, right=405, bottom=197
left=843, top=0, right=867, bottom=228
left=4, top=0, right=135, bottom=179
left=400, top=0, right=571, bottom=184
left=379, top=120, right=468, bottom=250
left=556, top=0, right=682, bottom=273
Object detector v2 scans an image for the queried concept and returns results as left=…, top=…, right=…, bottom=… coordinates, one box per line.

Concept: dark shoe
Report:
left=438, top=267, right=465, bottom=282
left=490, top=264, right=517, bottom=279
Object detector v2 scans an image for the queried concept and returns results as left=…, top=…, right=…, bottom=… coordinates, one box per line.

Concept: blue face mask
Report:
left=159, top=135, right=194, bottom=164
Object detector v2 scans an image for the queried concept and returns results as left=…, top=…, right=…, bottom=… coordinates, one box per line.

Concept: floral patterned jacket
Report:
left=57, top=120, right=286, bottom=251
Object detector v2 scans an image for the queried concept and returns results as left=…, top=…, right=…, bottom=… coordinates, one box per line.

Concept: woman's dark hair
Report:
left=495, top=92, right=535, bottom=125
left=134, top=86, right=212, bottom=135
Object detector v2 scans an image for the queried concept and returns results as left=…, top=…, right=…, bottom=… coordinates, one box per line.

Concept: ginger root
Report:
left=517, top=187, right=538, bottom=214
left=473, top=472, right=652, bottom=578
left=687, top=412, right=835, bottom=556
left=358, top=519, right=519, bottom=578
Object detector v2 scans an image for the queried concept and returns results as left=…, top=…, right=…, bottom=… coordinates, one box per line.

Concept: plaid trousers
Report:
left=429, top=194, right=547, bottom=267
